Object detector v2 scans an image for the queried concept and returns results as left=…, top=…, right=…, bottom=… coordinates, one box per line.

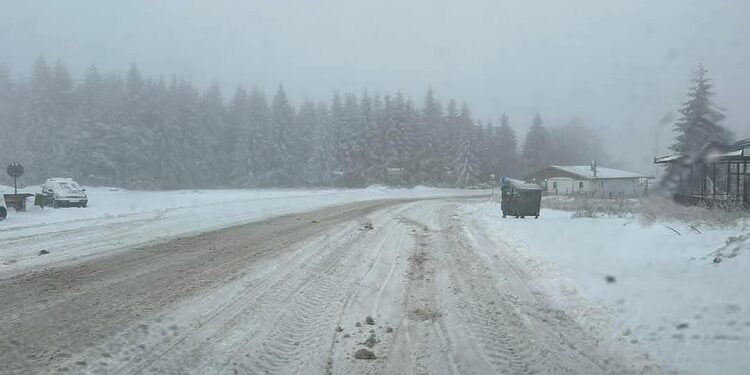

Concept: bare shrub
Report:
left=638, top=194, right=748, bottom=229
left=542, top=195, right=640, bottom=218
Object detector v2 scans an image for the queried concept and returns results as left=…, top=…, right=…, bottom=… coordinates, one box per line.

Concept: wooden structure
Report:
left=3, top=193, right=34, bottom=212
left=654, top=138, right=750, bottom=208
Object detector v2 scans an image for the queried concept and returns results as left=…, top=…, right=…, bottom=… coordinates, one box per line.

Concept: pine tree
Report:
left=420, top=88, right=444, bottom=183
left=229, top=86, right=253, bottom=185
left=670, top=64, right=733, bottom=155
left=360, top=91, right=380, bottom=183
left=309, top=102, right=335, bottom=185
left=454, top=104, right=480, bottom=186
left=521, top=112, right=552, bottom=175
left=0, top=64, right=18, bottom=172
left=71, top=65, right=114, bottom=184
left=22, top=57, right=54, bottom=178
left=382, top=93, right=409, bottom=169
left=266, top=85, right=296, bottom=186
left=329, top=91, right=345, bottom=178
left=496, top=113, right=519, bottom=178
left=443, top=99, right=461, bottom=182
left=339, top=93, right=364, bottom=186
left=200, top=82, right=229, bottom=186
left=295, top=99, right=317, bottom=185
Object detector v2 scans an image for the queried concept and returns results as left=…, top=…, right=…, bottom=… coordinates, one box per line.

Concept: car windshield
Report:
left=0, top=2, right=748, bottom=375
left=58, top=182, right=80, bottom=191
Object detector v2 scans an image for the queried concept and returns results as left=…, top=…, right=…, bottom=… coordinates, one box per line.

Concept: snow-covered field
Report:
left=0, top=185, right=481, bottom=277
left=469, top=202, right=750, bottom=375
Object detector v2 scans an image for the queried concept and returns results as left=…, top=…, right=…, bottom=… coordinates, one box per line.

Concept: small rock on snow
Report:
left=365, top=316, right=375, bottom=325
left=354, top=348, right=376, bottom=360
left=38, top=250, right=50, bottom=256
left=605, top=275, right=616, bottom=283
left=676, top=323, right=689, bottom=330
left=363, top=333, right=378, bottom=348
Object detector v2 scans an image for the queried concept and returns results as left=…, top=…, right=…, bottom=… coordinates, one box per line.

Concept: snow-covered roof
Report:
left=712, top=149, right=743, bottom=159
left=654, top=137, right=750, bottom=164
left=500, top=177, right=543, bottom=190
left=549, top=165, right=650, bottom=180
left=654, top=154, right=686, bottom=164
left=46, top=177, right=76, bottom=183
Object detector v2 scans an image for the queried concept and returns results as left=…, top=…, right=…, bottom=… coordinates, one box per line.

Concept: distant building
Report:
left=526, top=164, right=653, bottom=197
left=654, top=137, right=749, bottom=207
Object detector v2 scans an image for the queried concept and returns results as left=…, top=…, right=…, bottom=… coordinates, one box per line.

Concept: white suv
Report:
left=39, top=178, right=88, bottom=208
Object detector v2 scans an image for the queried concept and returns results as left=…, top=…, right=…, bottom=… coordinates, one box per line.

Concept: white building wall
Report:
left=545, top=177, right=644, bottom=197
left=546, top=177, right=574, bottom=194
left=599, top=178, right=639, bottom=197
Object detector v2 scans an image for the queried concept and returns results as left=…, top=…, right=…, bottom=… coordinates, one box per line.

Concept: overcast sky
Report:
left=1, top=0, right=748, bottom=171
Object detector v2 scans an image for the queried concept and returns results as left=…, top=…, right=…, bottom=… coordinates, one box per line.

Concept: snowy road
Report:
left=0, top=198, right=660, bottom=375
left=0, top=186, right=477, bottom=278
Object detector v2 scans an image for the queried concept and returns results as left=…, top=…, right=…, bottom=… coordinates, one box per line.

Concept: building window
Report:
left=552, top=181, right=558, bottom=189
left=579, top=181, right=584, bottom=189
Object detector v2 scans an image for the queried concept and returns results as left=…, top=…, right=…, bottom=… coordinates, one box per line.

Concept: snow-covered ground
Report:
left=1, top=198, right=659, bottom=375
left=469, top=202, right=750, bottom=375
left=3, top=185, right=747, bottom=374
left=0, top=185, right=482, bottom=277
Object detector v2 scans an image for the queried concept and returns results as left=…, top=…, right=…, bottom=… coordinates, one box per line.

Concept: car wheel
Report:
left=0, top=207, right=7, bottom=221
left=79, top=202, right=87, bottom=208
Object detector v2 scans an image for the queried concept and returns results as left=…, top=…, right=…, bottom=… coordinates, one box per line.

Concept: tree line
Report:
left=0, top=58, right=608, bottom=189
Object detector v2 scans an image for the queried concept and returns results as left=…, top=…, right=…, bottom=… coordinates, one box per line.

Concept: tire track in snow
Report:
left=438, top=210, right=586, bottom=374
left=433, top=203, right=659, bottom=375
left=113, top=219, right=375, bottom=375
left=1, top=200, right=408, bottom=375
left=225, top=206, right=410, bottom=375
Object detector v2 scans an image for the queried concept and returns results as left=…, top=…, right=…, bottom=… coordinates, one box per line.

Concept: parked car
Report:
left=0, top=194, right=7, bottom=220
left=35, top=178, right=88, bottom=208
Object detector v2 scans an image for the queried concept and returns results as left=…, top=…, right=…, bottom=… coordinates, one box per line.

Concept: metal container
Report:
left=500, top=177, right=542, bottom=218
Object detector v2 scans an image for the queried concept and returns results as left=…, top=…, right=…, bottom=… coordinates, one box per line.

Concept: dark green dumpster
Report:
left=500, top=177, right=542, bottom=218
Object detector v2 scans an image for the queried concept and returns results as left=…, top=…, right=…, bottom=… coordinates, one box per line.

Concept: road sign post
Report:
left=6, top=162, right=24, bottom=195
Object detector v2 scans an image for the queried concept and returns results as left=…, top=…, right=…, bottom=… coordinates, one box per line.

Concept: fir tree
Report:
left=454, top=104, right=480, bottom=186
left=266, top=85, right=296, bottom=186
left=521, top=112, right=552, bottom=175
left=496, top=113, right=519, bottom=178
left=670, top=64, right=733, bottom=155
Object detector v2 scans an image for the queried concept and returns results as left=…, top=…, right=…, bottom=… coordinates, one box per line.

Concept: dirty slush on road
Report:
left=1, top=198, right=662, bottom=374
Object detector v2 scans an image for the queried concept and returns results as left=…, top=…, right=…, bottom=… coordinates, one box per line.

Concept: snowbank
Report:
left=470, top=202, right=750, bottom=375
left=0, top=186, right=483, bottom=276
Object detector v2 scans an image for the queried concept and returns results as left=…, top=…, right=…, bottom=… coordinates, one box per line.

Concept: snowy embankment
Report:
left=469, top=202, right=750, bottom=375
left=0, top=185, right=482, bottom=277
